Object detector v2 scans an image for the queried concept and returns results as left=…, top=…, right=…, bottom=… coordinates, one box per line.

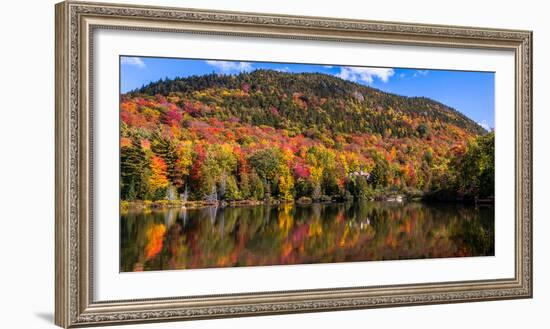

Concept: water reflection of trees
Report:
left=120, top=202, right=494, bottom=272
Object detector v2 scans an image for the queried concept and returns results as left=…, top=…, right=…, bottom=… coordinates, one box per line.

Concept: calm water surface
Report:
left=120, top=201, right=494, bottom=272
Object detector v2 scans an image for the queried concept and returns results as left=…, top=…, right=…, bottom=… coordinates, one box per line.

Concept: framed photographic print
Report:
left=55, top=1, right=532, bottom=327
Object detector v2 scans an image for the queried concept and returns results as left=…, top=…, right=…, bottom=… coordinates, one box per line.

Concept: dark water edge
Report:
left=120, top=201, right=494, bottom=272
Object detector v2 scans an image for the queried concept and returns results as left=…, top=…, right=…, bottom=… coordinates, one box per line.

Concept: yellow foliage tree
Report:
left=278, top=164, right=295, bottom=201
left=149, top=155, right=169, bottom=192
left=176, top=140, right=194, bottom=176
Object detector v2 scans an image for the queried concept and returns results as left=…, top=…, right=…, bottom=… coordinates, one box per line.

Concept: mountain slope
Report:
left=129, top=69, right=486, bottom=137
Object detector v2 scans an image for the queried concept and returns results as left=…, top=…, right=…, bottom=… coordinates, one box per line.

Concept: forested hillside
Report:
left=120, top=69, right=494, bottom=204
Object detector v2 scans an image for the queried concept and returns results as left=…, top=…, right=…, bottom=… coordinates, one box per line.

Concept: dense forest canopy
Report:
left=130, top=69, right=487, bottom=137
left=120, top=69, right=494, bottom=203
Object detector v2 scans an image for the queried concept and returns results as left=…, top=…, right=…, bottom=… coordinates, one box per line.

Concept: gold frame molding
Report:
left=55, top=1, right=533, bottom=327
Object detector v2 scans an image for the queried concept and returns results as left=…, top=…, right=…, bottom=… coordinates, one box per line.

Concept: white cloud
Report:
left=399, top=73, right=406, bottom=78
left=477, top=120, right=491, bottom=131
left=205, top=60, right=253, bottom=72
left=414, top=70, right=429, bottom=77
left=121, top=57, right=145, bottom=68
left=274, top=67, right=290, bottom=73
left=336, top=67, right=395, bottom=84
left=323, top=65, right=333, bottom=69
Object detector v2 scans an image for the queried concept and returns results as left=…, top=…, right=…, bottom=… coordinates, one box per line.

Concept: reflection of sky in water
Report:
left=120, top=201, right=494, bottom=272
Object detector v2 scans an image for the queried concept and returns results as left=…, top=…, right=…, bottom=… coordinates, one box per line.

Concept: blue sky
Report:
left=121, top=56, right=495, bottom=129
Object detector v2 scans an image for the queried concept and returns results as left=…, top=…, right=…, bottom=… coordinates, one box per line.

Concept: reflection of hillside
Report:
left=120, top=201, right=494, bottom=272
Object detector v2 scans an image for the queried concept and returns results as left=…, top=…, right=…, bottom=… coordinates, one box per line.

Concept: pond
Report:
left=120, top=201, right=494, bottom=272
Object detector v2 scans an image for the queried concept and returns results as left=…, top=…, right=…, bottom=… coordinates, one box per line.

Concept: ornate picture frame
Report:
left=55, top=1, right=532, bottom=327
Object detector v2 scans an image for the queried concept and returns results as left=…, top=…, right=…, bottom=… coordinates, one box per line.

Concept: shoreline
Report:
left=121, top=199, right=267, bottom=211
left=120, top=193, right=494, bottom=212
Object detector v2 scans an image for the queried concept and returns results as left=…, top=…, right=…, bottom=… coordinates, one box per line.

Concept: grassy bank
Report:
left=119, top=187, right=427, bottom=213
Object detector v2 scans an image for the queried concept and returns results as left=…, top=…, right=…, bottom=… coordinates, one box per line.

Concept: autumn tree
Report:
left=149, top=155, right=170, bottom=199
left=151, top=133, right=182, bottom=189
left=277, top=164, right=294, bottom=201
